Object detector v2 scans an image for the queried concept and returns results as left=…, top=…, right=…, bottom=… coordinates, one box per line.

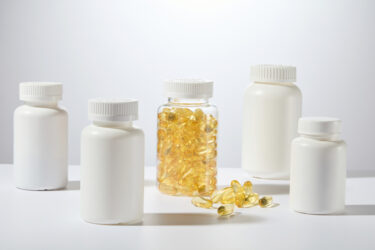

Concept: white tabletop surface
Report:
left=0, top=164, right=374, bottom=250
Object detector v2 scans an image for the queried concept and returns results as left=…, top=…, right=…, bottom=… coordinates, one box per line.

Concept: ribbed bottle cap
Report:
left=298, top=117, right=341, bottom=136
left=164, top=79, right=213, bottom=99
left=88, top=98, right=138, bottom=122
left=251, top=65, right=296, bottom=83
left=20, top=82, right=62, bottom=102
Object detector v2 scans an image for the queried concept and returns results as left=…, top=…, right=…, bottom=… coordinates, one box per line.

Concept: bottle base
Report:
left=15, top=183, right=67, bottom=191
left=158, top=182, right=216, bottom=197
left=82, top=217, right=143, bottom=225
left=293, top=208, right=345, bottom=215
left=243, top=169, right=290, bottom=180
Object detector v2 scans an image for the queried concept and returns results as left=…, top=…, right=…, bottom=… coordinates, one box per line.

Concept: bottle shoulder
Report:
left=158, top=103, right=218, bottom=117
left=244, top=82, right=302, bottom=98
left=14, top=104, right=67, bottom=118
left=292, top=136, right=346, bottom=149
left=158, top=102, right=216, bottom=109
left=82, top=124, right=144, bottom=140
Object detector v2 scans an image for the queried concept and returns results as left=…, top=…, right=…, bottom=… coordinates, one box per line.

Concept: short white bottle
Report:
left=80, top=99, right=144, bottom=224
left=14, top=82, right=68, bottom=190
left=290, top=117, right=346, bottom=214
left=242, top=65, right=302, bottom=179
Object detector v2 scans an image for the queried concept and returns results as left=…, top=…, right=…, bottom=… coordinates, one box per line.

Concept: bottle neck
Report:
left=300, top=134, right=340, bottom=141
left=25, top=100, right=59, bottom=108
left=254, top=81, right=295, bottom=87
left=168, top=97, right=209, bottom=105
left=93, top=120, right=133, bottom=128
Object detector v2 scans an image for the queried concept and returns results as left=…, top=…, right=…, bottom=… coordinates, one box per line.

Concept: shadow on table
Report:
left=343, top=205, right=375, bottom=216
left=138, top=212, right=266, bottom=226
left=253, top=184, right=289, bottom=195
left=144, top=179, right=156, bottom=186
left=64, top=180, right=80, bottom=191
left=347, top=169, right=375, bottom=178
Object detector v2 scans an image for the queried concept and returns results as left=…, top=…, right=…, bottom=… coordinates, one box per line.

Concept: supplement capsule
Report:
left=243, top=193, right=259, bottom=208
left=221, top=187, right=235, bottom=204
left=211, top=189, right=225, bottom=203
left=243, top=180, right=253, bottom=195
left=231, top=180, right=242, bottom=192
left=217, top=204, right=234, bottom=216
left=259, top=196, right=273, bottom=208
left=231, top=180, right=246, bottom=207
left=192, top=197, right=213, bottom=209
left=159, top=183, right=177, bottom=195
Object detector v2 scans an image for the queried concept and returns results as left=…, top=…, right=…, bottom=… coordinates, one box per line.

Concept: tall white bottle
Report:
left=14, top=82, right=68, bottom=190
left=81, top=99, right=144, bottom=224
left=242, top=65, right=302, bottom=179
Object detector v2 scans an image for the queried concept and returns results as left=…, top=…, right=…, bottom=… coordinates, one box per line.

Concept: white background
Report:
left=0, top=0, right=374, bottom=169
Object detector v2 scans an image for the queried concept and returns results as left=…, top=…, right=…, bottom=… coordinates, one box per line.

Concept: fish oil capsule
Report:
left=243, top=181, right=253, bottom=195
left=243, top=193, right=259, bottom=208
left=221, top=187, right=235, bottom=204
left=192, top=197, right=213, bottom=209
left=211, top=189, right=225, bottom=203
left=231, top=180, right=246, bottom=208
left=217, top=204, right=234, bottom=216
left=159, top=183, right=177, bottom=195
left=259, top=196, right=273, bottom=208
left=157, top=79, right=218, bottom=196
left=231, top=180, right=242, bottom=192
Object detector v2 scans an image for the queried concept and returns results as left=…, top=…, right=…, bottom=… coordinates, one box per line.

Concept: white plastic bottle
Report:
left=290, top=117, right=346, bottom=214
left=80, top=99, right=144, bottom=224
left=14, top=82, right=68, bottom=190
left=242, top=65, right=302, bottom=179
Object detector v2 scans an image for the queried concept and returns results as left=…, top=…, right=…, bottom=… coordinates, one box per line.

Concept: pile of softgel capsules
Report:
left=191, top=180, right=274, bottom=216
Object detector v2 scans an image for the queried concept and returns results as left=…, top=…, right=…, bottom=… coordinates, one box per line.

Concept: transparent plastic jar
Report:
left=157, top=79, right=218, bottom=196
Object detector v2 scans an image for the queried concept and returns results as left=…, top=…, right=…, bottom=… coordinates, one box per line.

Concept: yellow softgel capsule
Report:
left=159, top=183, right=177, bottom=196
left=192, top=197, right=213, bottom=209
left=243, top=180, right=253, bottom=195
left=221, top=187, right=235, bottom=204
left=230, top=180, right=246, bottom=207
left=243, top=193, right=259, bottom=208
left=217, top=204, right=234, bottom=216
left=231, top=180, right=242, bottom=192
left=210, top=189, right=225, bottom=203
left=259, top=196, right=273, bottom=208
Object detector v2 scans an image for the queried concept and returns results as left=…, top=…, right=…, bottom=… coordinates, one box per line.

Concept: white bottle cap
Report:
left=88, top=98, right=138, bottom=122
left=20, top=82, right=62, bottom=102
left=298, top=117, right=341, bottom=136
left=251, top=65, right=296, bottom=83
left=164, top=79, right=213, bottom=99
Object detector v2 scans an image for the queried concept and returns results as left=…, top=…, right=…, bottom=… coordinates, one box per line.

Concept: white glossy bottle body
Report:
left=80, top=121, right=144, bottom=224
left=290, top=136, right=346, bottom=214
left=242, top=82, right=302, bottom=179
left=14, top=102, right=68, bottom=190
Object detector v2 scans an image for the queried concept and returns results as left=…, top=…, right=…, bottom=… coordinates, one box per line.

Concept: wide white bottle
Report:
left=242, top=65, right=302, bottom=179
left=290, top=117, right=346, bottom=214
left=14, top=82, right=68, bottom=190
left=80, top=98, right=144, bottom=224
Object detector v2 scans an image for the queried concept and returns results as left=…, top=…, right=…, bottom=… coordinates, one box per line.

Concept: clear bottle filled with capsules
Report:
left=157, top=79, right=218, bottom=196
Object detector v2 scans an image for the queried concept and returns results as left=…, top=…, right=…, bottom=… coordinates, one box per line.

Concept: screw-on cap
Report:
left=164, top=79, right=213, bottom=99
left=88, top=98, right=138, bottom=122
left=298, top=117, right=341, bottom=136
left=251, top=65, right=296, bottom=83
left=20, top=82, right=62, bottom=102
